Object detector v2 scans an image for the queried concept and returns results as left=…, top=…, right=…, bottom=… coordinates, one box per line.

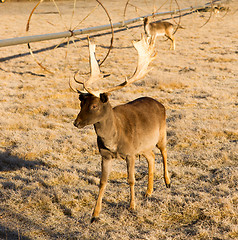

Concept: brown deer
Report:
left=143, top=17, right=176, bottom=50
left=70, top=35, right=171, bottom=223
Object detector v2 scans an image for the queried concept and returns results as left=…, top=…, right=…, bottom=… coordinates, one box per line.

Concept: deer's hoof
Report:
left=166, top=183, right=171, bottom=188
left=145, top=191, right=152, bottom=197
left=129, top=208, right=136, bottom=214
left=129, top=203, right=136, bottom=211
left=91, top=217, right=99, bottom=223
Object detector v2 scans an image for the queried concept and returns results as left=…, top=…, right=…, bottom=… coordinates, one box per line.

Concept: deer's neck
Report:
left=94, top=107, right=118, bottom=152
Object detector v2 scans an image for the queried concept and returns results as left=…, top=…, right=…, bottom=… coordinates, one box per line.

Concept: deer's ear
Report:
left=79, top=94, right=86, bottom=102
left=100, top=93, right=109, bottom=103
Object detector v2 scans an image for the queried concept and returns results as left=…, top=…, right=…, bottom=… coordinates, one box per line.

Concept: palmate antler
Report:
left=70, top=34, right=157, bottom=97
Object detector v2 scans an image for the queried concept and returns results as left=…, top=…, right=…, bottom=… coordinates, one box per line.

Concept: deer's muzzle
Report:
left=74, top=119, right=84, bottom=128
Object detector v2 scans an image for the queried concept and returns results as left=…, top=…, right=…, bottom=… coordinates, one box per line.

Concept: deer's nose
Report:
left=74, top=119, right=85, bottom=128
left=73, top=120, right=79, bottom=128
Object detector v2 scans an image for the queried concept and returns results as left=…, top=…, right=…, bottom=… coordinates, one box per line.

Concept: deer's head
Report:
left=74, top=93, right=110, bottom=128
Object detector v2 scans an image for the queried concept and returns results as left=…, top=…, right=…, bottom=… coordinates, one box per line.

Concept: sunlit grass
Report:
left=0, top=0, right=237, bottom=239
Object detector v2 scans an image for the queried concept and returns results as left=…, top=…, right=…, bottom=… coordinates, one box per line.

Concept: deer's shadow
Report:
left=0, top=150, right=45, bottom=172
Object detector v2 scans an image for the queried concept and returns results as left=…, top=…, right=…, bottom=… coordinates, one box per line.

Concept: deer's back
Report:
left=148, top=21, right=174, bottom=36
left=113, top=97, right=166, bottom=154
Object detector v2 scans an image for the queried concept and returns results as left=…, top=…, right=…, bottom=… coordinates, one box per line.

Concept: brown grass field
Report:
left=0, top=0, right=237, bottom=239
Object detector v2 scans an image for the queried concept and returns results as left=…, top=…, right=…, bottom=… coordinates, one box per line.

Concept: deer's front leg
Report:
left=126, top=155, right=136, bottom=210
left=91, top=156, right=112, bottom=223
left=143, top=151, right=155, bottom=197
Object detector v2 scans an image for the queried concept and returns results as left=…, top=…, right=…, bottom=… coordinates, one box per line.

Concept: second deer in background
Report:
left=143, top=17, right=176, bottom=50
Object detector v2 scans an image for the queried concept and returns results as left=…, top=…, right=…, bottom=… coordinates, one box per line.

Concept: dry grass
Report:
left=0, top=0, right=238, bottom=239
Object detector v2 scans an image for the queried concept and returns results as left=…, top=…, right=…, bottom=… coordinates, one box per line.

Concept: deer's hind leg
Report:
left=143, top=151, right=155, bottom=197
left=166, top=34, right=175, bottom=50
left=157, top=135, right=171, bottom=188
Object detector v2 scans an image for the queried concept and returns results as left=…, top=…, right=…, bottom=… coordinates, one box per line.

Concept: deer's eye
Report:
left=91, top=104, right=98, bottom=110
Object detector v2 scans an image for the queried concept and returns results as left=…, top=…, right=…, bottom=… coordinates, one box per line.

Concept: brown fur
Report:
left=74, top=93, right=171, bottom=222
left=143, top=17, right=175, bottom=50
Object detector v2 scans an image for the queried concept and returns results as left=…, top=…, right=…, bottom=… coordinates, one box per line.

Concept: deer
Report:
left=142, top=17, right=176, bottom=50
left=69, top=35, right=171, bottom=223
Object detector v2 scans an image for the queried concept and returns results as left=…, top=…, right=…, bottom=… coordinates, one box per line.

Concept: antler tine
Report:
left=88, top=37, right=101, bottom=78
left=102, top=34, right=157, bottom=93
left=82, top=37, right=105, bottom=97
left=70, top=37, right=104, bottom=97
left=127, top=34, right=157, bottom=85
left=69, top=77, right=83, bottom=93
left=74, top=70, right=84, bottom=85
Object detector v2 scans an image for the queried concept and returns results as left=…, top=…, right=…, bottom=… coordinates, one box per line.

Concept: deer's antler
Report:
left=71, top=34, right=156, bottom=97
left=69, top=37, right=103, bottom=94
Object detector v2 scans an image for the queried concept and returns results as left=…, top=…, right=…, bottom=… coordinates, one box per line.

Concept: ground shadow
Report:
left=0, top=207, right=64, bottom=240
left=0, top=150, right=45, bottom=172
left=0, top=224, right=31, bottom=240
